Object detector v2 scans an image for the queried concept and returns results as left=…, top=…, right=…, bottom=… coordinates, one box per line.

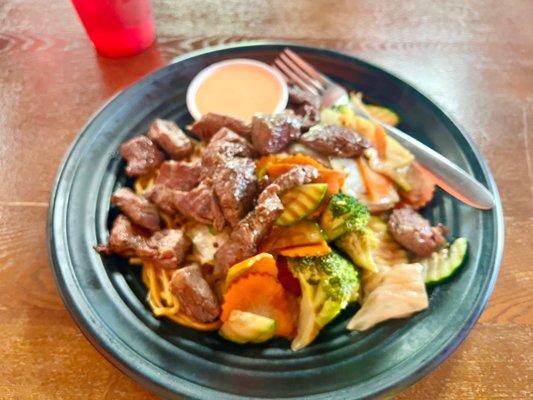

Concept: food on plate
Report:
left=188, top=59, right=287, bottom=121
left=347, top=263, right=428, bottom=331
left=289, top=251, right=360, bottom=350
left=96, top=85, right=469, bottom=350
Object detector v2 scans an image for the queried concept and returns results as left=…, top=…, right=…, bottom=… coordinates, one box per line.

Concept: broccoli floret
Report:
left=335, top=228, right=378, bottom=272
left=320, top=194, right=370, bottom=241
left=289, top=251, right=359, bottom=351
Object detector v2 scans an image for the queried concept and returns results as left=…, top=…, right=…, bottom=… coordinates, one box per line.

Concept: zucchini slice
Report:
left=276, top=183, right=328, bottom=226
left=421, top=237, right=468, bottom=285
left=219, top=310, right=277, bottom=344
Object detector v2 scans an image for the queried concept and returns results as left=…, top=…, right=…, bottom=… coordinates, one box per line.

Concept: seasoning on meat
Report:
left=173, top=180, right=226, bottom=232
left=111, top=187, right=160, bottom=231
left=147, top=118, right=194, bottom=160
left=170, top=263, right=220, bottom=322
left=145, top=184, right=178, bottom=214
left=188, top=113, right=252, bottom=142
left=201, top=128, right=256, bottom=175
left=388, top=207, right=448, bottom=257
left=299, top=124, right=370, bottom=157
left=288, top=85, right=321, bottom=131
left=120, top=136, right=165, bottom=177
left=213, top=165, right=319, bottom=279
left=154, top=160, right=202, bottom=191
left=138, top=229, right=192, bottom=269
left=96, top=214, right=191, bottom=268
left=288, top=84, right=321, bottom=109
left=251, top=111, right=302, bottom=155
left=213, top=157, right=258, bottom=226
left=95, top=214, right=153, bottom=257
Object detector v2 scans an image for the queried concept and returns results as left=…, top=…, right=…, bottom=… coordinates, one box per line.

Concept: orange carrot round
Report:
left=221, top=273, right=294, bottom=338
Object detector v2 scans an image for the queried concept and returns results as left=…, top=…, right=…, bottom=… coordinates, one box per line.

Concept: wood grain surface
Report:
left=1, top=0, right=532, bottom=398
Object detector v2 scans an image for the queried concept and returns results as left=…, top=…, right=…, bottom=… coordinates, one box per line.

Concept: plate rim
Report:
left=47, top=40, right=505, bottom=399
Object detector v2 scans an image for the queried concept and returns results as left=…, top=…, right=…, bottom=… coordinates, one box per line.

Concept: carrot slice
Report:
left=221, top=273, right=294, bottom=338
left=357, top=157, right=394, bottom=202
left=280, top=154, right=325, bottom=169
left=260, top=221, right=324, bottom=253
left=256, top=153, right=325, bottom=173
left=399, top=162, right=436, bottom=209
left=256, top=154, right=282, bottom=173
left=266, top=163, right=297, bottom=179
left=373, top=123, right=387, bottom=159
left=225, top=253, right=278, bottom=290
left=315, top=168, right=346, bottom=196
left=278, top=241, right=331, bottom=257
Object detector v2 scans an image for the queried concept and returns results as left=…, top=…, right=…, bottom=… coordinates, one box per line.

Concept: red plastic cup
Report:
left=72, top=0, right=156, bottom=58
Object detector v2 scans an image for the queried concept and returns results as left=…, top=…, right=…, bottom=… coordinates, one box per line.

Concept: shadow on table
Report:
left=94, top=43, right=167, bottom=97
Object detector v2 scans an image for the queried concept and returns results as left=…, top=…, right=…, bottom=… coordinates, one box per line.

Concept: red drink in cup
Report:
left=72, top=0, right=156, bottom=58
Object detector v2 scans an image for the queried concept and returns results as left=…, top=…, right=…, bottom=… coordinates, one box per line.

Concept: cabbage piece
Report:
left=347, top=263, right=429, bottom=331
left=186, top=224, right=229, bottom=265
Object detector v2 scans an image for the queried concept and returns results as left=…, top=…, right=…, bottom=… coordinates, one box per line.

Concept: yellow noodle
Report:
left=128, top=257, right=143, bottom=265
left=160, top=212, right=174, bottom=229
left=134, top=178, right=220, bottom=331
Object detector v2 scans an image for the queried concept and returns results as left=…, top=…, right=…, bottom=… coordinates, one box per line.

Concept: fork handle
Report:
left=379, top=122, right=495, bottom=209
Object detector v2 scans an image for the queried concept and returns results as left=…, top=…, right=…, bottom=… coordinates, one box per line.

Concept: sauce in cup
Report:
left=187, top=59, right=288, bottom=121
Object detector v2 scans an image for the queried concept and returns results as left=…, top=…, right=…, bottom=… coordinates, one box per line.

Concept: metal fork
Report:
left=274, top=48, right=495, bottom=210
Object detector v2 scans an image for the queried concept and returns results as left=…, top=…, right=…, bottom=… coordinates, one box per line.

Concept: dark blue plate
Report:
left=48, top=42, right=504, bottom=399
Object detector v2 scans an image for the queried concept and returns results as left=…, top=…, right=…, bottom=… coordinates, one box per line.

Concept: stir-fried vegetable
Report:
left=277, top=183, right=328, bottom=226
left=278, top=241, right=331, bottom=257
left=220, top=310, right=277, bottom=344
left=221, top=273, right=294, bottom=338
left=224, top=253, right=278, bottom=290
left=421, top=237, right=468, bottom=285
left=261, top=221, right=325, bottom=253
left=320, top=193, right=370, bottom=241
left=335, top=229, right=378, bottom=272
left=288, top=251, right=359, bottom=351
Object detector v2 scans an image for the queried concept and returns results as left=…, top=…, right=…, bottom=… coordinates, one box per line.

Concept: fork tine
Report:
left=272, top=65, right=290, bottom=82
left=274, top=59, right=319, bottom=95
left=283, top=48, right=329, bottom=85
left=279, top=53, right=324, bottom=91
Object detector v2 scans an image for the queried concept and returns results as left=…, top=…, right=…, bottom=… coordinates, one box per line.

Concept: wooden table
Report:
left=1, top=0, right=531, bottom=398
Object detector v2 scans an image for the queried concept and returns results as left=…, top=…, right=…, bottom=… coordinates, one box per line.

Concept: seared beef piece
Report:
left=299, top=124, right=371, bottom=157
left=111, top=188, right=160, bottom=232
left=288, top=85, right=321, bottom=131
left=147, top=119, right=193, bottom=160
left=188, top=113, right=252, bottom=142
left=96, top=215, right=191, bottom=268
left=263, top=164, right=319, bottom=195
left=120, top=136, right=165, bottom=177
left=388, top=207, right=448, bottom=257
left=173, top=180, right=226, bottom=231
left=95, top=215, right=153, bottom=257
left=155, top=160, right=203, bottom=191
left=297, top=104, right=321, bottom=131
left=170, top=263, right=220, bottom=322
left=144, top=184, right=178, bottom=214
left=137, top=229, right=192, bottom=269
left=251, top=111, right=302, bottom=155
left=258, top=174, right=271, bottom=191
left=213, top=157, right=258, bottom=226
left=213, top=189, right=284, bottom=279
left=201, top=128, right=256, bottom=176
left=213, top=165, right=319, bottom=278
left=288, top=85, right=321, bottom=109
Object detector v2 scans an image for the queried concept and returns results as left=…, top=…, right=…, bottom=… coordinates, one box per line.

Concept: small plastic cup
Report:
left=71, top=0, right=156, bottom=58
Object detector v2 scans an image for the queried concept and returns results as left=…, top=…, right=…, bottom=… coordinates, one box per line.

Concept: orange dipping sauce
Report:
left=188, top=60, right=287, bottom=121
